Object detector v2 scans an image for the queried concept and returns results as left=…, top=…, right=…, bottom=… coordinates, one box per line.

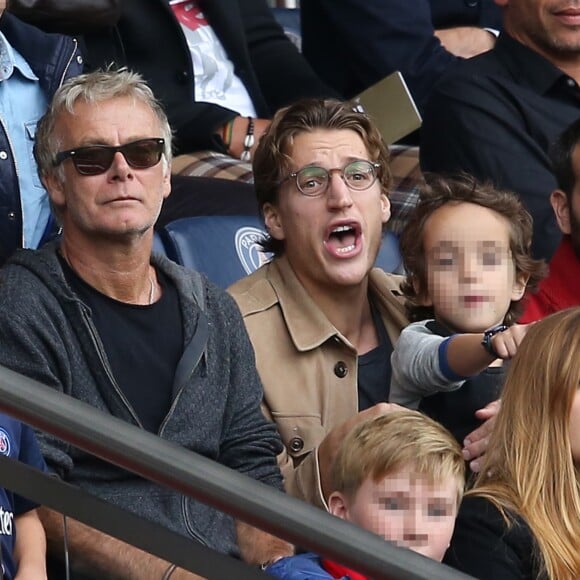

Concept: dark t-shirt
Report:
left=418, top=320, right=505, bottom=444
left=60, top=258, right=183, bottom=433
left=357, top=305, right=393, bottom=411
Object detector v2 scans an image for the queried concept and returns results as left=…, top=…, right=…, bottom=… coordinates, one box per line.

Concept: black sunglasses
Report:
left=53, top=138, right=166, bottom=176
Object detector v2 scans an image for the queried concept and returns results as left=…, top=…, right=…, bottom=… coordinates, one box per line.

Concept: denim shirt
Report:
left=0, top=31, right=48, bottom=249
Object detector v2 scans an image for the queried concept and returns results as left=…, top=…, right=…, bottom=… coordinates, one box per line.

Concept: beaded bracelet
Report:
left=240, top=116, right=255, bottom=162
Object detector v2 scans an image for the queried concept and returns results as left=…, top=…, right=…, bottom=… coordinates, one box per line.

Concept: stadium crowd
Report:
left=0, top=0, right=578, bottom=578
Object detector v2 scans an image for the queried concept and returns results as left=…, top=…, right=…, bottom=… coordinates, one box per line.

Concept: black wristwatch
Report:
left=481, top=324, right=508, bottom=358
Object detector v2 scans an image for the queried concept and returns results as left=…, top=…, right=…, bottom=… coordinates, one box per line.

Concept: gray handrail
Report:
left=0, top=364, right=473, bottom=580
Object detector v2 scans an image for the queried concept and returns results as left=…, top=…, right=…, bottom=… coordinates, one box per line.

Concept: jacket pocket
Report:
left=271, top=413, right=326, bottom=461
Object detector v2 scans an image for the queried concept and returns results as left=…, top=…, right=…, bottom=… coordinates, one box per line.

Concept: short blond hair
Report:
left=331, top=410, right=465, bottom=504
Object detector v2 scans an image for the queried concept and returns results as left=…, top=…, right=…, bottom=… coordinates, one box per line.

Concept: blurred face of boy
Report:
left=420, top=202, right=526, bottom=333
left=329, top=466, right=460, bottom=561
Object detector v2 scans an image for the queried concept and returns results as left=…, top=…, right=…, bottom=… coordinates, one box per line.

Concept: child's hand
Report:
left=490, top=323, right=531, bottom=359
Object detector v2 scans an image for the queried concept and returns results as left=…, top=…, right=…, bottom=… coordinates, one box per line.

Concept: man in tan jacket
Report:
left=229, top=98, right=493, bottom=509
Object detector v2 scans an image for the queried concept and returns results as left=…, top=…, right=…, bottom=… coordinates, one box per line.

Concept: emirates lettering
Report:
left=0, top=507, right=13, bottom=536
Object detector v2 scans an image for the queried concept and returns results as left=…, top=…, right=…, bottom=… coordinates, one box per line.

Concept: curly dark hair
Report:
left=399, top=173, right=547, bottom=325
left=252, top=98, right=392, bottom=255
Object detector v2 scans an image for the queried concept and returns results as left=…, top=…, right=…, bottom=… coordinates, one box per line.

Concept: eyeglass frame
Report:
left=52, top=138, right=166, bottom=175
left=279, top=159, right=382, bottom=197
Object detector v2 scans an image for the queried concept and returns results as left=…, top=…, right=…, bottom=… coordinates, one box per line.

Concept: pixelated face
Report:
left=45, top=96, right=170, bottom=243
left=420, top=202, right=525, bottom=333
left=263, top=129, right=390, bottom=300
left=497, top=0, right=580, bottom=60
left=570, top=390, right=580, bottom=464
left=335, top=468, right=460, bottom=562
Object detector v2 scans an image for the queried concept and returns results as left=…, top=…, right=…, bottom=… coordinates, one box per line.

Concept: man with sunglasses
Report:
left=228, top=99, right=497, bottom=512
left=0, top=69, right=292, bottom=578
left=0, top=2, right=82, bottom=266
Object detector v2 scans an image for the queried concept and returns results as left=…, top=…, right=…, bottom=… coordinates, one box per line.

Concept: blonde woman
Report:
left=445, top=307, right=580, bottom=579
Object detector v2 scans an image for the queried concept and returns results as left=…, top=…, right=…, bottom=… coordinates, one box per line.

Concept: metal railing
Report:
left=0, top=365, right=473, bottom=580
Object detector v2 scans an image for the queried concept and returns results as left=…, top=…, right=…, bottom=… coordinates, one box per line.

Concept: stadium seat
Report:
left=152, top=230, right=167, bottom=257
left=156, top=215, right=272, bottom=288
left=155, top=215, right=404, bottom=287
left=377, top=230, right=404, bottom=275
left=271, top=7, right=301, bottom=51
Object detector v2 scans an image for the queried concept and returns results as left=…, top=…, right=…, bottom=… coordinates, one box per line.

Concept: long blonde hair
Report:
left=472, top=307, right=580, bottom=579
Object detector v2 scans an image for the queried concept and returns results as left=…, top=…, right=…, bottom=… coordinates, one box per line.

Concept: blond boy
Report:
left=267, top=410, right=464, bottom=579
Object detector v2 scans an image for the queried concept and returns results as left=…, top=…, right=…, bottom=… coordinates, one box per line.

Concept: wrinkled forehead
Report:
left=54, top=96, right=162, bottom=143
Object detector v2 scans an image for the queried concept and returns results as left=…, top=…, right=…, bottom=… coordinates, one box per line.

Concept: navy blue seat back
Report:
left=152, top=230, right=167, bottom=257
left=376, top=231, right=404, bottom=275
left=271, top=8, right=301, bottom=51
left=158, top=216, right=272, bottom=288
left=156, top=216, right=404, bottom=287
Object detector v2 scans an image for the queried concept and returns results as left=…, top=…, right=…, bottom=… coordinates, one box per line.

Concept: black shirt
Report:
left=418, top=321, right=505, bottom=445
left=445, top=496, right=546, bottom=580
left=60, top=257, right=183, bottom=433
left=302, top=0, right=501, bottom=111
left=421, top=33, right=580, bottom=260
left=357, top=305, right=393, bottom=411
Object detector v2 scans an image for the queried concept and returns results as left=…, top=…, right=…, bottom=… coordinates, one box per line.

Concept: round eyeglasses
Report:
left=283, top=159, right=381, bottom=197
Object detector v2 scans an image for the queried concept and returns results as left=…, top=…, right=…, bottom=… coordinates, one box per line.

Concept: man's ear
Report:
left=263, top=202, right=285, bottom=241
left=550, top=189, right=571, bottom=235
left=380, top=192, right=391, bottom=225
left=42, top=173, right=66, bottom=212
left=162, top=162, right=171, bottom=200
left=328, top=492, right=349, bottom=520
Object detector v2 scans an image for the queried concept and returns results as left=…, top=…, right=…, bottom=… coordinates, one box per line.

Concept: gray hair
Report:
left=34, top=68, right=173, bottom=181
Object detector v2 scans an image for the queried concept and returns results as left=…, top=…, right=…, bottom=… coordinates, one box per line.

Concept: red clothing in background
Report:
left=520, top=236, right=580, bottom=323
left=322, top=559, right=369, bottom=580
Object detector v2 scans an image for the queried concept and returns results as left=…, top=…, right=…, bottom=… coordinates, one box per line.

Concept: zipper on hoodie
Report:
left=79, top=304, right=144, bottom=428
left=181, top=496, right=210, bottom=547
left=158, top=350, right=206, bottom=435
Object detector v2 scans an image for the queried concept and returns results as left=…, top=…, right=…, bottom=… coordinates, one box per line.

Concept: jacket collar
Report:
left=495, top=32, right=578, bottom=97
left=267, top=256, right=341, bottom=352
left=265, top=256, right=405, bottom=353
left=0, top=12, right=78, bottom=97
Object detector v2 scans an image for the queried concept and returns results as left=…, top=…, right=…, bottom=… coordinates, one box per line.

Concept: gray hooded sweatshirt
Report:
left=0, top=243, right=284, bottom=556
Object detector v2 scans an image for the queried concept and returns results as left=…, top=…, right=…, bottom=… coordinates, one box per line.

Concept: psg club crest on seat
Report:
left=235, top=226, right=272, bottom=275
left=0, top=428, right=11, bottom=456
